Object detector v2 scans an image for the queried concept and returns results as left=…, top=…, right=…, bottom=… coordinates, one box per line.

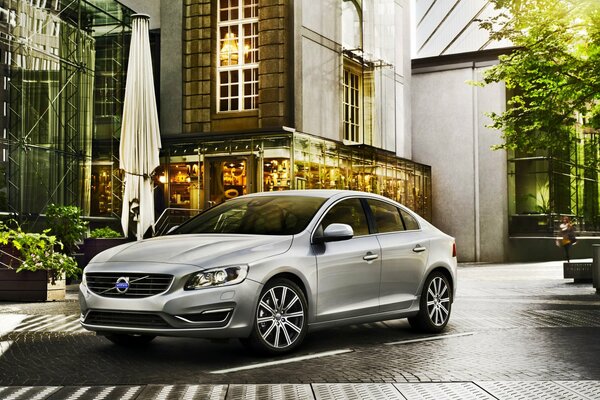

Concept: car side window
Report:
left=367, top=199, right=404, bottom=233
left=400, top=208, right=420, bottom=230
left=321, top=198, right=369, bottom=236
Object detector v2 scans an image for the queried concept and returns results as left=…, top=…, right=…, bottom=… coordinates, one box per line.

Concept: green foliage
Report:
left=0, top=221, right=80, bottom=284
left=477, top=0, right=600, bottom=154
left=45, top=204, right=88, bottom=256
left=90, top=227, right=122, bottom=238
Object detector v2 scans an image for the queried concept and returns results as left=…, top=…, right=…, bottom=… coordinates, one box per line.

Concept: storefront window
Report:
left=167, top=160, right=201, bottom=209
left=294, top=136, right=310, bottom=190
left=508, top=141, right=600, bottom=235
left=91, top=162, right=118, bottom=216
left=159, top=133, right=432, bottom=221
left=264, top=159, right=290, bottom=191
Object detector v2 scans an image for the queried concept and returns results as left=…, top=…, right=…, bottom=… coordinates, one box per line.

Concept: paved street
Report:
left=0, top=261, right=599, bottom=399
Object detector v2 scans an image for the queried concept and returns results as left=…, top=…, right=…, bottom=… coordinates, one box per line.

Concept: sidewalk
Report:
left=1, top=381, right=600, bottom=399
left=1, top=260, right=599, bottom=399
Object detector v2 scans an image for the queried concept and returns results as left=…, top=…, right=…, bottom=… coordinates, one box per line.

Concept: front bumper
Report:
left=79, top=273, right=262, bottom=339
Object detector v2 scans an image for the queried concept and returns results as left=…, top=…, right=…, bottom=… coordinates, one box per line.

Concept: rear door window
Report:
left=366, top=199, right=404, bottom=233
left=399, top=208, right=420, bottom=231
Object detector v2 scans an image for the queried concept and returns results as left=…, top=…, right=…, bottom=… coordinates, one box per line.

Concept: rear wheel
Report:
left=103, top=333, right=156, bottom=346
left=408, top=271, right=452, bottom=332
left=242, top=278, right=308, bottom=355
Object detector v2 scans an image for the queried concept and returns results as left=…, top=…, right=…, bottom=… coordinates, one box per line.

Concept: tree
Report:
left=477, top=0, right=600, bottom=154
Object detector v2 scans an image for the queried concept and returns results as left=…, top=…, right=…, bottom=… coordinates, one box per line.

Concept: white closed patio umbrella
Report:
left=120, top=14, right=161, bottom=240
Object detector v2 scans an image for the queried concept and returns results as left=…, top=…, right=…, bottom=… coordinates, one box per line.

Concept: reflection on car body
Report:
left=79, top=190, right=457, bottom=354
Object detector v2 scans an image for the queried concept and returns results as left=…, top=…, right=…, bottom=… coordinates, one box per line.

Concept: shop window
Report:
left=168, top=162, right=201, bottom=209
left=91, top=164, right=115, bottom=216
left=217, top=0, right=258, bottom=112
left=264, top=159, right=290, bottom=191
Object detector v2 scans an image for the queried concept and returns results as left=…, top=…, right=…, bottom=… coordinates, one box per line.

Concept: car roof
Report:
left=241, top=189, right=382, bottom=199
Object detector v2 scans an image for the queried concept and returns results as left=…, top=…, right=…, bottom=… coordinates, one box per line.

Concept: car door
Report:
left=366, top=199, right=429, bottom=312
left=314, top=197, right=381, bottom=321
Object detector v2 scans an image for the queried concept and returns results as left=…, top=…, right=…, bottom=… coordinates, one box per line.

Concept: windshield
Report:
left=172, top=195, right=326, bottom=235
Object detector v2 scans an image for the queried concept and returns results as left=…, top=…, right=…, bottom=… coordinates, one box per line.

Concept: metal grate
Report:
left=227, top=384, right=314, bottom=400
left=136, top=385, right=227, bottom=400
left=394, top=383, right=496, bottom=400
left=313, top=384, right=403, bottom=400
left=84, top=311, right=171, bottom=329
left=557, top=381, right=600, bottom=399
left=476, top=381, right=589, bottom=400
left=48, top=386, right=142, bottom=400
left=86, top=273, right=173, bottom=298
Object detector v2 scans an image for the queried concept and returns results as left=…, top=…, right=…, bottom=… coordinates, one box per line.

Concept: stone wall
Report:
left=183, top=0, right=211, bottom=133
left=181, top=0, right=289, bottom=133
left=258, top=0, right=289, bottom=128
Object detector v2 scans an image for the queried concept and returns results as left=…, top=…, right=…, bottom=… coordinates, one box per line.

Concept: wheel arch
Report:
left=263, top=272, right=309, bottom=306
left=426, top=265, right=455, bottom=301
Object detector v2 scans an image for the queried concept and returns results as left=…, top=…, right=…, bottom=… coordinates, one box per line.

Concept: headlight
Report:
left=185, top=265, right=248, bottom=290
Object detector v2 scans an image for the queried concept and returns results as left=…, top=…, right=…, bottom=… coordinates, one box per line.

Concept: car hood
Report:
left=88, top=234, right=293, bottom=269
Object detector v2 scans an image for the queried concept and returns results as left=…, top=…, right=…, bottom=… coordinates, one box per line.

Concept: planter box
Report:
left=563, top=262, right=593, bottom=283
left=83, top=237, right=131, bottom=266
left=0, top=269, right=65, bottom=302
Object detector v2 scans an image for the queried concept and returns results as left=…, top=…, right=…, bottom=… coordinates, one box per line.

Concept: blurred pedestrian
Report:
left=558, top=216, right=577, bottom=263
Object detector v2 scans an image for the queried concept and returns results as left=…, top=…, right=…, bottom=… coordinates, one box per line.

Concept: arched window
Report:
left=342, top=0, right=362, bottom=50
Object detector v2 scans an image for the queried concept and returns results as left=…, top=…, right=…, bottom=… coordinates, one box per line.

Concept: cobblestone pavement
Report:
left=0, top=261, right=599, bottom=399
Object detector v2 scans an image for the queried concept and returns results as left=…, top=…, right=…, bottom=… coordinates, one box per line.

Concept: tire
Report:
left=103, top=333, right=156, bottom=346
left=242, top=278, right=308, bottom=355
left=408, top=271, right=452, bottom=333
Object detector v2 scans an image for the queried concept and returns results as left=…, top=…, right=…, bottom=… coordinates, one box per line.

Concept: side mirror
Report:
left=314, top=223, right=354, bottom=244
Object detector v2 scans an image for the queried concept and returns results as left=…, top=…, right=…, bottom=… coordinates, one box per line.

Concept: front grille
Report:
left=84, top=311, right=171, bottom=329
left=86, top=273, right=173, bottom=298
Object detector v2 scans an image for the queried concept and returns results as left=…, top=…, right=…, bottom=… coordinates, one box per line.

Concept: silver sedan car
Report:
left=80, top=190, right=457, bottom=354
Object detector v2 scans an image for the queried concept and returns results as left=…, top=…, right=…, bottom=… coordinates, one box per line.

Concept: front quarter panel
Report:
left=245, top=232, right=318, bottom=323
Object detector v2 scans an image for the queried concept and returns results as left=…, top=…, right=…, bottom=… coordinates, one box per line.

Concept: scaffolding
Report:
left=0, top=0, right=131, bottom=227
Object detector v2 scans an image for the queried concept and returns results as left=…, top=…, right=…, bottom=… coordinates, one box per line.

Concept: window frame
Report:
left=366, top=199, right=405, bottom=234
left=216, top=0, right=259, bottom=113
left=314, top=197, right=372, bottom=239
left=342, top=60, right=362, bottom=144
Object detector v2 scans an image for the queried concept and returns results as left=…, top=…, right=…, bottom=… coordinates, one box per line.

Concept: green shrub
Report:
left=0, top=221, right=79, bottom=284
left=45, top=204, right=88, bottom=255
left=90, top=227, right=122, bottom=238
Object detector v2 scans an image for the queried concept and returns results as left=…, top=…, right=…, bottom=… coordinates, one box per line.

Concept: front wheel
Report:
left=408, top=271, right=452, bottom=332
left=242, top=278, right=308, bottom=355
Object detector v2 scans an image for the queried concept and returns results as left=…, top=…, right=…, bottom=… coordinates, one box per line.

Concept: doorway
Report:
left=205, top=156, right=254, bottom=208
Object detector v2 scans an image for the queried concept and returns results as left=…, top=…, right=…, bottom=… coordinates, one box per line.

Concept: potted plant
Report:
left=0, top=222, right=80, bottom=301
left=45, top=204, right=88, bottom=257
left=83, top=226, right=130, bottom=266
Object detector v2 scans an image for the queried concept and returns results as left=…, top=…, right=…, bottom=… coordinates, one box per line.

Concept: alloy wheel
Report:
left=426, top=276, right=450, bottom=326
left=256, top=284, right=305, bottom=349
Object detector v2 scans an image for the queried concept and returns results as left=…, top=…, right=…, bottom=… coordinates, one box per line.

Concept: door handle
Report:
left=412, top=245, right=427, bottom=253
left=363, top=252, right=379, bottom=261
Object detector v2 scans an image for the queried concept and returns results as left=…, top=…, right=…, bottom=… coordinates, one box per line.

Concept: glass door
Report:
left=205, top=156, right=252, bottom=207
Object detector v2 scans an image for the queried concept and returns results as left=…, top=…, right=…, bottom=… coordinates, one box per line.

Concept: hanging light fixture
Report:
left=220, top=32, right=239, bottom=65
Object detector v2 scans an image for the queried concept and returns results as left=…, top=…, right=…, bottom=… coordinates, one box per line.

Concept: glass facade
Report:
left=508, top=133, right=600, bottom=235
left=0, top=0, right=132, bottom=226
left=160, top=132, right=432, bottom=222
